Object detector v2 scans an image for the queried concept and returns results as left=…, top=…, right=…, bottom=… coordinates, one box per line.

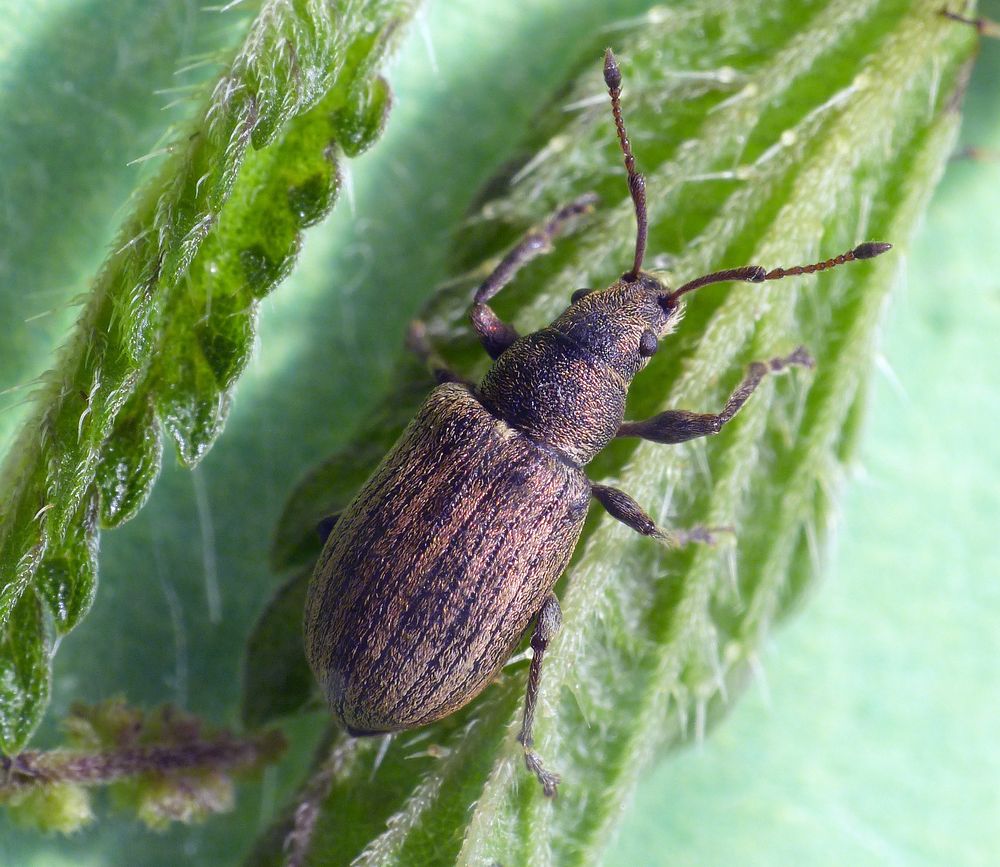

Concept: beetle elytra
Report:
left=304, top=49, right=891, bottom=796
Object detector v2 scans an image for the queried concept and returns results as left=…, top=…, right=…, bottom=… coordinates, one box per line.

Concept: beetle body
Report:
left=303, top=49, right=890, bottom=795
left=305, top=277, right=668, bottom=734
left=305, top=383, right=589, bottom=733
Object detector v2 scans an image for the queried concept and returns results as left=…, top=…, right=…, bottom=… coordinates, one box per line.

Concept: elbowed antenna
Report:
left=604, top=48, right=647, bottom=282
left=666, top=242, right=893, bottom=303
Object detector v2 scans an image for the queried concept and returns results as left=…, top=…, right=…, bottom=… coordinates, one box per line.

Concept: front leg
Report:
left=617, top=347, right=813, bottom=444
left=592, top=484, right=728, bottom=547
left=472, top=193, right=598, bottom=359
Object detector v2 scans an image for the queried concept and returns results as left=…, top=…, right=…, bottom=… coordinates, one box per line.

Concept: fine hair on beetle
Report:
left=303, top=48, right=891, bottom=800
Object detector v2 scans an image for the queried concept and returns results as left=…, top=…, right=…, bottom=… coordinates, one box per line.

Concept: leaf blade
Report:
left=250, top=1, right=977, bottom=864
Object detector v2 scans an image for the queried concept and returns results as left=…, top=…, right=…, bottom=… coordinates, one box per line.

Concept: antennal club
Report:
left=604, top=49, right=647, bottom=282
left=667, top=242, right=893, bottom=303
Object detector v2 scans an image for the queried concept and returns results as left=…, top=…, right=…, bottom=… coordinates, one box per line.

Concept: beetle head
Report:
left=598, top=49, right=891, bottom=376
left=552, top=271, right=682, bottom=383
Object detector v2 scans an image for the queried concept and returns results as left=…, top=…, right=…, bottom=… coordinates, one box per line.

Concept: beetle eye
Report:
left=571, top=287, right=593, bottom=303
left=638, top=330, right=658, bottom=357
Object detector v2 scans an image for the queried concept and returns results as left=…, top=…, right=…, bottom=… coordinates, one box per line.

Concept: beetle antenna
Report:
left=667, top=242, right=893, bottom=303
left=604, top=49, right=647, bottom=283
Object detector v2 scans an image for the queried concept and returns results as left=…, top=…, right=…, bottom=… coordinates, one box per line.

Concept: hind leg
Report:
left=517, top=592, right=563, bottom=797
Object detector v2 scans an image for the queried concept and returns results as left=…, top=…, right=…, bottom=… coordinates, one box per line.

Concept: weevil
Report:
left=304, top=49, right=891, bottom=797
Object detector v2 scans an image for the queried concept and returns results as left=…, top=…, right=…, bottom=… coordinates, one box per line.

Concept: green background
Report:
left=0, top=1, right=997, bottom=864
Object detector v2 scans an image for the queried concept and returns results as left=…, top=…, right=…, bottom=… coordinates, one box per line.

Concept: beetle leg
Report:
left=470, top=303, right=519, bottom=360
left=471, top=193, right=599, bottom=359
left=592, top=484, right=731, bottom=547
left=475, top=193, right=599, bottom=304
left=315, top=512, right=341, bottom=544
left=616, top=347, right=814, bottom=444
left=405, top=319, right=473, bottom=385
left=517, top=592, right=563, bottom=798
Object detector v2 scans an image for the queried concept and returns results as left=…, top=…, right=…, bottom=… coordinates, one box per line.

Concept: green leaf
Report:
left=95, top=395, right=164, bottom=530
left=0, top=593, right=51, bottom=753
left=35, top=490, right=100, bottom=635
left=241, top=567, right=316, bottom=728
left=0, top=0, right=418, bottom=752
left=247, top=0, right=976, bottom=863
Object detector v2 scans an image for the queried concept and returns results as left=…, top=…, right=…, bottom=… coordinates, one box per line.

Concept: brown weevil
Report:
left=304, top=49, right=891, bottom=796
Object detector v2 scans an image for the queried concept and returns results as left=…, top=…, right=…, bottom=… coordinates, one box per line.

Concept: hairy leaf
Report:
left=248, top=0, right=976, bottom=864
left=0, top=593, right=50, bottom=754
left=0, top=0, right=418, bottom=753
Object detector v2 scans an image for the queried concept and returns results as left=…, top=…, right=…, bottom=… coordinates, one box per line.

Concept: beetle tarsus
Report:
left=939, top=6, right=1000, bottom=37
left=522, top=748, right=561, bottom=798
left=593, top=485, right=733, bottom=549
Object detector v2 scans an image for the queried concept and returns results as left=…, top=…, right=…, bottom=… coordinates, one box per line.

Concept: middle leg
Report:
left=592, top=484, right=729, bottom=548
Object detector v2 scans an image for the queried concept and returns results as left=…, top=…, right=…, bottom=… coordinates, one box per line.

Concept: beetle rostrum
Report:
left=304, top=48, right=891, bottom=798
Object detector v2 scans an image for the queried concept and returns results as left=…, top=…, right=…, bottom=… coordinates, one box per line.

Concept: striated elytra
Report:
left=304, top=49, right=891, bottom=797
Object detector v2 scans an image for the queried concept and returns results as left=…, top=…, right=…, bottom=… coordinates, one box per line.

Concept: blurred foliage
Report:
left=1, top=699, right=284, bottom=834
